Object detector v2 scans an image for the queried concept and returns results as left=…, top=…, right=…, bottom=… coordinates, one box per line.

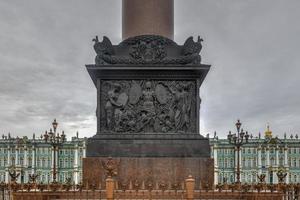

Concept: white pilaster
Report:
left=15, top=147, right=19, bottom=166
left=24, top=146, right=28, bottom=183
left=32, top=146, right=36, bottom=174
left=73, top=144, right=79, bottom=184
left=258, top=146, right=262, bottom=174
left=5, top=146, right=11, bottom=183
left=213, top=145, right=218, bottom=185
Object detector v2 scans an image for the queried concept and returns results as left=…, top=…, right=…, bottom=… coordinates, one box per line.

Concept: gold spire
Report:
left=265, top=123, right=272, bottom=138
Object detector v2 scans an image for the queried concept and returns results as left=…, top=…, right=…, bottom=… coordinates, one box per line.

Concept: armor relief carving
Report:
left=99, top=80, right=197, bottom=134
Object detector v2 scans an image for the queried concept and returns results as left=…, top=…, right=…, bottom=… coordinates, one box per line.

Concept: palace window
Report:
left=248, top=148, right=251, bottom=154
left=20, top=157, right=24, bottom=166
left=279, top=157, right=284, bottom=166
left=42, top=158, right=45, bottom=168
left=294, top=148, right=297, bottom=154
left=253, top=158, right=257, bottom=167
left=59, top=159, right=63, bottom=168
left=270, top=157, right=275, bottom=166
left=294, top=159, right=297, bottom=167
left=230, top=158, right=233, bottom=168
left=65, top=158, right=69, bottom=168
left=289, top=158, right=292, bottom=166
left=247, top=158, right=251, bottom=168
left=224, top=158, right=228, bottom=168
left=11, top=158, right=15, bottom=165
left=36, top=159, right=40, bottom=167
left=280, top=148, right=283, bottom=154
left=262, top=158, right=266, bottom=166
left=70, top=158, right=74, bottom=167
left=28, top=157, right=32, bottom=167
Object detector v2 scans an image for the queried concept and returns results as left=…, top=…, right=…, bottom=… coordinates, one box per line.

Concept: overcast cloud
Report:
left=0, top=0, right=299, bottom=139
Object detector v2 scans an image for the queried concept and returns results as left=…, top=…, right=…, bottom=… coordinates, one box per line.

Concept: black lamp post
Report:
left=43, top=119, right=66, bottom=183
left=227, top=120, right=249, bottom=184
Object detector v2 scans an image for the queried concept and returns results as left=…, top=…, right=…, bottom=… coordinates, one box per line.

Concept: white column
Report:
left=234, top=147, right=238, bottom=182
left=24, top=146, right=28, bottom=183
left=213, top=145, right=218, bottom=185
left=275, top=146, right=279, bottom=167
left=258, top=146, right=262, bottom=174
left=284, top=146, right=289, bottom=183
left=55, top=147, right=58, bottom=168
left=15, top=147, right=19, bottom=166
left=32, top=146, right=36, bottom=174
left=284, top=147, right=288, bottom=166
left=73, top=144, right=79, bottom=184
left=51, top=147, right=55, bottom=182
left=5, top=146, right=11, bottom=183
left=55, top=147, right=58, bottom=182
left=266, top=146, right=270, bottom=183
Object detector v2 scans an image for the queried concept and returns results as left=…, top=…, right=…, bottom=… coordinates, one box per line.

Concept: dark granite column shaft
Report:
left=122, top=0, right=174, bottom=40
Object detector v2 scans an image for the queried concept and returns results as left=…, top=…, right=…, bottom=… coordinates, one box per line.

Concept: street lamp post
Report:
left=227, top=120, right=249, bottom=184
left=43, top=119, right=66, bottom=183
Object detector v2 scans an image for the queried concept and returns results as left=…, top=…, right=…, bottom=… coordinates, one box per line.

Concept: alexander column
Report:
left=84, top=0, right=213, bottom=189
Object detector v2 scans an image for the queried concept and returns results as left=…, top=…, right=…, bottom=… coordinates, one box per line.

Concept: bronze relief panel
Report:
left=100, top=80, right=197, bottom=134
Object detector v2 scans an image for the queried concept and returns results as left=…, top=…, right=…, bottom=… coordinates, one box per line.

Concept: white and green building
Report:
left=0, top=133, right=86, bottom=184
left=210, top=126, right=300, bottom=185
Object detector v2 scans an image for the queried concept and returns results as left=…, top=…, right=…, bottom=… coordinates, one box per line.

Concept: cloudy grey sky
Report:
left=0, top=0, right=299, bottom=139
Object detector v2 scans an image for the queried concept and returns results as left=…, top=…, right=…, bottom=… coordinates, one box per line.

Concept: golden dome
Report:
left=265, top=124, right=272, bottom=138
